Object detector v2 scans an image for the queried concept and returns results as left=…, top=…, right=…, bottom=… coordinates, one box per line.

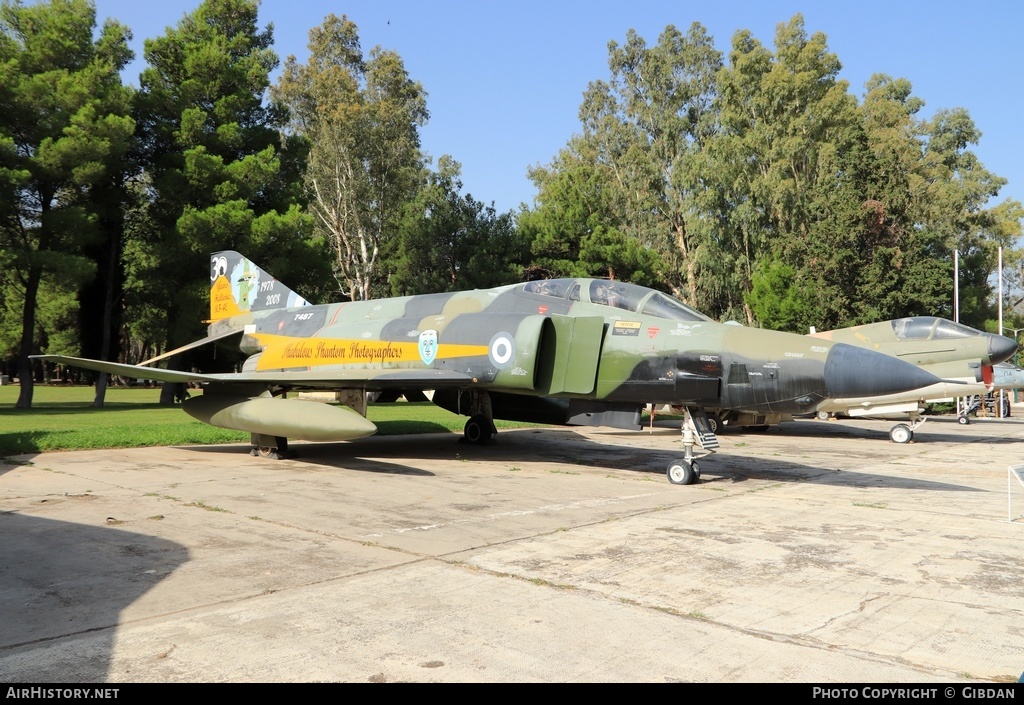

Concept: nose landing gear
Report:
left=665, top=407, right=717, bottom=485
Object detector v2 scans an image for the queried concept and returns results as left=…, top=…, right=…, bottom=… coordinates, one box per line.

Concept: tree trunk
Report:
left=15, top=266, right=42, bottom=409
left=159, top=353, right=183, bottom=406
left=93, top=209, right=122, bottom=408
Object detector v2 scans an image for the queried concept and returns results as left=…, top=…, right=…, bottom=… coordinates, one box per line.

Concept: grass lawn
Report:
left=0, top=384, right=543, bottom=457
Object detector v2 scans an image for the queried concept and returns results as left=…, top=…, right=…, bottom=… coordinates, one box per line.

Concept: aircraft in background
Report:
left=812, top=359, right=1024, bottom=442
left=809, top=316, right=1016, bottom=371
left=709, top=317, right=1017, bottom=442
left=706, top=317, right=1015, bottom=434
left=36, top=251, right=942, bottom=485
left=963, top=363, right=1024, bottom=419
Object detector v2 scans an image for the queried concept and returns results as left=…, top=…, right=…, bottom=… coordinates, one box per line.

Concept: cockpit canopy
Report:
left=520, top=279, right=711, bottom=323
left=890, top=317, right=982, bottom=340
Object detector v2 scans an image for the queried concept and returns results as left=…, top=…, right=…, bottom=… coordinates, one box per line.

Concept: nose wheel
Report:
left=888, top=424, right=912, bottom=444
left=889, top=417, right=926, bottom=443
left=667, top=459, right=701, bottom=485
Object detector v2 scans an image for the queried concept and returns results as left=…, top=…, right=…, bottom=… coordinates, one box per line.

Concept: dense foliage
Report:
left=527, top=17, right=1022, bottom=332
left=2, top=3, right=1021, bottom=406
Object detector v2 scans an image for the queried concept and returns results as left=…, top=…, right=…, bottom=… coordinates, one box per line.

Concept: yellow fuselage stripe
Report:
left=253, top=334, right=488, bottom=370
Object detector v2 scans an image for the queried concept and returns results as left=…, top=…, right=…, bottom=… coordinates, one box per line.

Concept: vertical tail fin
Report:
left=209, top=251, right=309, bottom=322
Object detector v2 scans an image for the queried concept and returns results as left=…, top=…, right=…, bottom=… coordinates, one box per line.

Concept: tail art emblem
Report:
left=231, top=258, right=259, bottom=312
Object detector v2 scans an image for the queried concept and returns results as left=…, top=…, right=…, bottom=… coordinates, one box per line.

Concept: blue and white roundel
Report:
left=419, top=329, right=438, bottom=366
left=489, top=332, right=515, bottom=369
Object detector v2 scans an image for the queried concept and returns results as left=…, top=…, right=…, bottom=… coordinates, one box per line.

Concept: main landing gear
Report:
left=460, top=391, right=497, bottom=445
left=251, top=433, right=289, bottom=459
left=463, top=414, right=497, bottom=444
left=666, top=407, right=719, bottom=485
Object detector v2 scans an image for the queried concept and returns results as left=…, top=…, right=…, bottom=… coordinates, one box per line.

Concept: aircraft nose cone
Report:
left=823, top=343, right=940, bottom=398
left=989, top=334, right=1018, bottom=365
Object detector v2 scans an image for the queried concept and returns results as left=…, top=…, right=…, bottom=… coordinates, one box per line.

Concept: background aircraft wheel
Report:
left=666, top=459, right=697, bottom=485
left=816, top=411, right=830, bottom=421
left=889, top=424, right=912, bottom=444
left=706, top=415, right=720, bottom=434
left=957, top=415, right=970, bottom=425
left=256, top=446, right=279, bottom=460
left=464, top=415, right=495, bottom=444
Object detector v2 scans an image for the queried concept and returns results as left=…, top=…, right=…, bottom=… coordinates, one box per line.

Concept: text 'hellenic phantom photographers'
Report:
left=812, top=686, right=1017, bottom=700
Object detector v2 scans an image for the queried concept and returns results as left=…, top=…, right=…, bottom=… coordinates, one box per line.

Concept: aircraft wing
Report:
left=32, top=355, right=477, bottom=389
left=33, top=355, right=222, bottom=384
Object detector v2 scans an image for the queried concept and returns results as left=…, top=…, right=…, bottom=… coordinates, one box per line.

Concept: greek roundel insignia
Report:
left=418, top=329, right=438, bottom=366
left=489, top=332, right=515, bottom=369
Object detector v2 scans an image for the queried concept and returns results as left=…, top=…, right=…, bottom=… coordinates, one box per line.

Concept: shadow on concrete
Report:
left=174, top=425, right=983, bottom=494
left=0, top=512, right=188, bottom=681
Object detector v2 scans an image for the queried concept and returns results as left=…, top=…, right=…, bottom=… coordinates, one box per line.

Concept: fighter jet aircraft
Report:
left=811, top=358, right=1023, bottom=441
left=805, top=317, right=1018, bottom=442
left=810, top=316, right=1017, bottom=370
left=698, top=316, right=1016, bottom=437
left=35, top=251, right=943, bottom=485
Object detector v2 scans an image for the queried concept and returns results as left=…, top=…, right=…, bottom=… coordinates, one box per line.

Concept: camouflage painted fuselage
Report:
left=206, top=256, right=936, bottom=427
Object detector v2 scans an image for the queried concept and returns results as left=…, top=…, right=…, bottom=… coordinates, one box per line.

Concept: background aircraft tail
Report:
left=209, top=251, right=309, bottom=322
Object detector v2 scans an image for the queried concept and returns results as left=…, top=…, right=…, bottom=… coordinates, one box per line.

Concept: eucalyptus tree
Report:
left=713, top=15, right=868, bottom=328
left=273, top=14, right=428, bottom=301
left=0, top=0, right=134, bottom=407
left=849, top=75, right=949, bottom=325
left=912, top=107, right=1021, bottom=328
left=719, top=17, right=1020, bottom=331
left=524, top=22, right=721, bottom=301
left=853, top=75, right=1021, bottom=329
